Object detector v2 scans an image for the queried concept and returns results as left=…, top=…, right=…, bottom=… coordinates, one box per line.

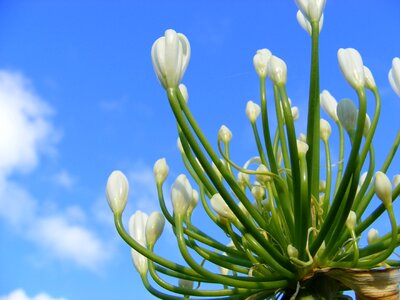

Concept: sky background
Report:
left=0, top=1, right=399, bottom=299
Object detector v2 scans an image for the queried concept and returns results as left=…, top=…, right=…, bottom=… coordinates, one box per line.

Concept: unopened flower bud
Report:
left=187, top=189, right=199, bottom=214
left=296, top=9, right=324, bottom=35
left=291, top=106, right=299, bottom=121
left=246, top=100, right=261, bottom=123
left=178, top=84, right=189, bottom=103
left=363, top=66, right=376, bottom=89
left=255, top=164, right=270, bottom=184
left=218, top=125, right=232, bottom=144
left=210, top=193, right=235, bottom=221
left=367, top=228, right=379, bottom=245
left=297, top=140, right=309, bottom=157
left=338, top=48, right=365, bottom=89
left=106, top=170, right=129, bottom=215
left=253, top=49, right=272, bottom=78
left=320, top=90, right=338, bottom=122
left=295, top=0, right=326, bottom=22
left=287, top=244, right=299, bottom=259
left=171, top=174, right=193, bottom=216
left=363, top=114, right=371, bottom=137
left=345, top=210, right=357, bottom=231
left=238, top=172, right=250, bottom=189
left=359, top=172, right=368, bottom=187
left=129, top=211, right=148, bottom=275
left=337, top=98, right=358, bottom=133
left=375, top=171, right=392, bottom=207
left=154, top=158, right=169, bottom=185
left=320, top=118, right=331, bottom=142
left=151, top=29, right=191, bottom=89
left=178, top=279, right=193, bottom=290
left=393, top=174, right=400, bottom=188
left=388, top=57, right=400, bottom=97
left=251, top=183, right=265, bottom=201
left=145, top=211, right=165, bottom=247
left=267, top=55, right=287, bottom=85
left=298, top=133, right=307, bottom=143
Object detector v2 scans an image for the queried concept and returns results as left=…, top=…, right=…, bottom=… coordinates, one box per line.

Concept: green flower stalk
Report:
left=107, top=1, right=400, bottom=299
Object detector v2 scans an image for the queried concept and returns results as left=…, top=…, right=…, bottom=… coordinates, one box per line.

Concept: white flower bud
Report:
left=187, top=189, right=199, bottom=214
left=267, top=55, right=287, bottom=85
left=251, top=183, right=265, bottom=201
left=253, top=49, right=272, bottom=78
left=338, top=48, right=365, bottom=89
left=363, top=66, right=376, bottom=89
left=255, top=164, right=270, bottom=184
left=375, top=171, right=392, bottom=207
left=298, top=133, right=307, bottom=143
left=154, top=158, right=169, bottom=185
left=129, top=211, right=149, bottom=275
left=106, top=170, right=129, bottom=215
left=359, top=171, right=368, bottom=187
left=295, top=0, right=326, bottom=22
left=320, top=90, right=338, bottom=122
left=291, top=106, right=299, bottom=121
left=296, top=10, right=324, bottom=35
left=178, top=83, right=189, bottom=102
left=388, top=57, right=400, bottom=96
left=151, top=29, right=191, bottom=89
left=237, top=172, right=250, bottom=188
left=171, top=174, right=193, bottom=216
left=210, top=193, right=235, bottom=220
left=178, top=279, right=193, bottom=290
left=246, top=100, right=261, bottom=123
left=287, top=244, right=299, bottom=259
left=297, top=139, right=309, bottom=157
left=218, top=125, right=232, bottom=144
left=393, top=174, right=400, bottom=188
left=367, top=228, right=379, bottom=245
left=145, top=211, right=165, bottom=247
left=320, top=118, right=331, bottom=142
left=345, top=210, right=357, bottom=231
left=363, top=114, right=371, bottom=137
left=337, top=98, right=358, bottom=133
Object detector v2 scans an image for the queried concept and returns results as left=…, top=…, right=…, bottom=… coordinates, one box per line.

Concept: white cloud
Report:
left=0, top=70, right=109, bottom=271
left=53, top=170, right=75, bottom=189
left=0, top=71, right=58, bottom=178
left=0, top=289, right=67, bottom=300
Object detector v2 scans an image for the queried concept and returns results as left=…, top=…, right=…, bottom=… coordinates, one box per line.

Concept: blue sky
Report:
left=0, top=1, right=399, bottom=299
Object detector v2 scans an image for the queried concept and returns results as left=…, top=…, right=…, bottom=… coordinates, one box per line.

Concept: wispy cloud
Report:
left=0, top=70, right=110, bottom=271
left=0, top=289, right=67, bottom=300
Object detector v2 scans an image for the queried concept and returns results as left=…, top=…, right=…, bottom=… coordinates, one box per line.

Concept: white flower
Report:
left=253, top=49, right=272, bottom=78
left=246, top=100, right=261, bottom=123
left=320, top=118, right=331, bottom=142
left=363, top=66, right=376, bottom=89
left=345, top=210, right=357, bottom=231
left=251, top=183, right=265, bottom=201
left=179, top=84, right=189, bottom=102
left=106, top=170, right=129, bottom=214
left=367, top=228, right=379, bottom=245
left=298, top=133, right=307, bottom=143
left=154, top=158, right=169, bottom=185
left=295, top=0, right=326, bottom=22
left=218, top=125, right=233, bottom=143
left=363, top=113, right=371, bottom=137
left=338, top=48, right=365, bottom=89
left=171, top=174, right=193, bottom=216
left=287, top=244, right=299, bottom=259
left=255, top=164, right=270, bottom=184
left=210, top=193, right=235, bottom=220
left=145, top=211, right=165, bottom=247
left=151, top=29, right=191, bottom=89
left=267, top=55, right=287, bottom=85
left=320, top=90, right=338, bottom=122
left=296, top=10, right=324, bottom=35
left=388, top=57, right=400, bottom=96
left=129, top=211, right=149, bottom=275
left=375, top=171, right=392, bottom=208
left=291, top=106, right=299, bottom=121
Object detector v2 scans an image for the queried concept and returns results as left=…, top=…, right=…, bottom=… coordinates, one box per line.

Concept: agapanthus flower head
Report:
left=154, top=158, right=169, bottom=185
left=296, top=10, right=324, bottom=35
left=295, top=0, right=326, bottom=22
left=129, top=211, right=149, bottom=275
left=267, top=55, right=287, bottom=85
left=363, top=66, right=376, bottom=89
left=375, top=171, right=393, bottom=208
left=210, top=193, right=235, bottom=221
left=320, top=118, right=331, bottom=142
left=367, top=228, right=379, bottom=245
left=253, top=48, right=272, bottom=78
left=337, top=98, right=358, bottom=134
left=320, top=90, right=338, bottom=122
left=246, top=100, right=261, bottom=123
left=171, top=174, right=193, bottom=216
left=218, top=125, right=233, bottom=143
left=145, top=211, right=165, bottom=247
